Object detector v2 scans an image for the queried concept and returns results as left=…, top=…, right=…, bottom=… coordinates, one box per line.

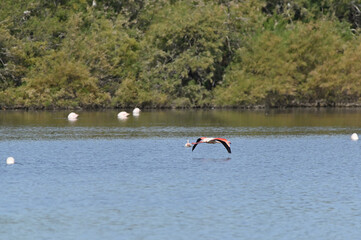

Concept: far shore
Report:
left=3, top=102, right=361, bottom=111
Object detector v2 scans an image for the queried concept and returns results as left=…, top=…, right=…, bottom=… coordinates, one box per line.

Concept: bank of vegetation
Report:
left=1, top=0, right=361, bottom=109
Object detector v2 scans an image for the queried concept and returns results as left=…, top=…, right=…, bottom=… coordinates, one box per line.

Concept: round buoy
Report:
left=351, top=133, right=359, bottom=141
left=6, top=157, right=15, bottom=165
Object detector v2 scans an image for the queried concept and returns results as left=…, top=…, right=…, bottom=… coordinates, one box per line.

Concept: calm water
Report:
left=2, top=109, right=361, bottom=239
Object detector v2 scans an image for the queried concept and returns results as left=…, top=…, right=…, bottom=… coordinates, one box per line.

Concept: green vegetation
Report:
left=1, top=0, right=361, bottom=109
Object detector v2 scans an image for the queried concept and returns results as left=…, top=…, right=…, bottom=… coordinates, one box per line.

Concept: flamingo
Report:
left=192, top=137, right=231, bottom=153
left=117, top=111, right=130, bottom=119
left=133, top=107, right=141, bottom=116
left=67, top=112, right=78, bottom=121
left=185, top=140, right=192, bottom=147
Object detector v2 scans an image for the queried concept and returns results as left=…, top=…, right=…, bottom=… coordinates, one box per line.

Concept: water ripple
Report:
left=0, top=126, right=355, bottom=140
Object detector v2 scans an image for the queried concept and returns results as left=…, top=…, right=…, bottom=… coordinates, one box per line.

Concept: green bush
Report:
left=215, top=20, right=349, bottom=107
left=19, top=51, right=110, bottom=109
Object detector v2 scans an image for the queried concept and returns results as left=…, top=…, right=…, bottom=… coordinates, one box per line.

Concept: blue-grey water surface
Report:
left=2, top=109, right=361, bottom=239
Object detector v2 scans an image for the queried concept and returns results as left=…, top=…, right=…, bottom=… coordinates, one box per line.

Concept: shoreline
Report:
left=3, top=102, right=361, bottom=111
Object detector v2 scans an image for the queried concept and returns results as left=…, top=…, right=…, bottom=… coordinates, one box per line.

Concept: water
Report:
left=1, top=109, right=361, bottom=239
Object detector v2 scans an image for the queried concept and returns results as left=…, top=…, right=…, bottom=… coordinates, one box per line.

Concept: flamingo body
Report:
left=133, top=108, right=141, bottom=116
left=185, top=140, right=192, bottom=147
left=68, top=112, right=78, bottom=121
left=117, top=111, right=130, bottom=118
left=192, top=137, right=231, bottom=153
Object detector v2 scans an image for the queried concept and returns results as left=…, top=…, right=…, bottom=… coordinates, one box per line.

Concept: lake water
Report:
left=2, top=109, right=361, bottom=239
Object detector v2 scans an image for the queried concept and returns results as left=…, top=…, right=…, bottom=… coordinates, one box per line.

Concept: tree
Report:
left=18, top=51, right=110, bottom=108
left=0, top=25, right=27, bottom=90
left=138, top=1, right=230, bottom=107
left=306, top=41, right=361, bottom=104
left=215, top=20, right=348, bottom=107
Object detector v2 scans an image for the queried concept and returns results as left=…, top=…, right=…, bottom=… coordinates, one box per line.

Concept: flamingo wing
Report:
left=215, top=138, right=231, bottom=153
left=192, top=137, right=203, bottom=151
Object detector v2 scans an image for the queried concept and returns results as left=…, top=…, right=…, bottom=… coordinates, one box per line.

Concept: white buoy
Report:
left=67, top=112, right=79, bottom=121
left=351, top=133, right=359, bottom=141
left=117, top=111, right=129, bottom=118
left=6, top=157, right=15, bottom=165
left=185, top=140, right=192, bottom=147
left=133, top=107, right=141, bottom=116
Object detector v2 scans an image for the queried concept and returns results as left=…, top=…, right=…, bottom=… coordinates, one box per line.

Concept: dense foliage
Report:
left=1, top=0, right=361, bottom=109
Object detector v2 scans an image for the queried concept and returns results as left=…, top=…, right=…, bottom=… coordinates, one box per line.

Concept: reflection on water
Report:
left=3, top=108, right=361, bottom=127
left=193, top=157, right=231, bottom=162
left=1, top=109, right=361, bottom=140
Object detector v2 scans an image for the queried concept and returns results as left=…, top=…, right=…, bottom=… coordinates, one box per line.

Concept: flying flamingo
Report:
left=192, top=137, right=231, bottom=153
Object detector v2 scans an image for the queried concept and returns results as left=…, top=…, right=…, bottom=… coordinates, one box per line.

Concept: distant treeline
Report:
left=1, top=0, right=361, bottom=109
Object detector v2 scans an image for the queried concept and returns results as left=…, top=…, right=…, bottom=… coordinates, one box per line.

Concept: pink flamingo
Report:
left=192, top=137, right=231, bottom=153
